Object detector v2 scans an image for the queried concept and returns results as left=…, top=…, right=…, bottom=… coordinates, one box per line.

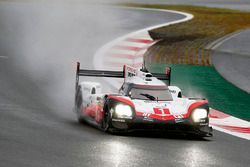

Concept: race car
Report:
left=73, top=62, right=213, bottom=137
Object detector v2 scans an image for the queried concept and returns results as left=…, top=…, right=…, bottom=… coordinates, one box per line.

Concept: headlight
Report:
left=115, top=104, right=133, bottom=118
left=192, top=108, right=208, bottom=122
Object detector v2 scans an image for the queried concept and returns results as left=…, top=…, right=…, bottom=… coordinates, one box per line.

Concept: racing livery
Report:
left=74, top=62, right=213, bottom=137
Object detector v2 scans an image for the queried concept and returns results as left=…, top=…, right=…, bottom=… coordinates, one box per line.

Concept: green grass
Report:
left=149, top=64, right=250, bottom=121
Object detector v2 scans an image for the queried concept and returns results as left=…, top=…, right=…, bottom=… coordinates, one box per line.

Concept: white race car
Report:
left=74, top=62, right=213, bottom=137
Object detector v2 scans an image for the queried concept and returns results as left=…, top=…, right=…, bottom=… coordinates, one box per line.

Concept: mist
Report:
left=0, top=1, right=126, bottom=119
left=2, top=0, right=236, bottom=120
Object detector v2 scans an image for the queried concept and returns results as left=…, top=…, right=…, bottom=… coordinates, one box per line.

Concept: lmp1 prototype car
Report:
left=73, top=62, right=213, bottom=137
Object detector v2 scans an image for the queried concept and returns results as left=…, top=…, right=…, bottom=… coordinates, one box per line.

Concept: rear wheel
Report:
left=77, top=115, right=85, bottom=124
left=76, top=106, right=85, bottom=124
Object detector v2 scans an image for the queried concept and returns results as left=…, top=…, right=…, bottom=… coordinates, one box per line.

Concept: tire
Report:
left=76, top=107, right=85, bottom=124
left=102, top=110, right=112, bottom=132
left=77, top=115, right=85, bottom=124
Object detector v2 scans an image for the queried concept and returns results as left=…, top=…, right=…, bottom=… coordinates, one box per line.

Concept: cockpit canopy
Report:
left=119, top=83, right=173, bottom=101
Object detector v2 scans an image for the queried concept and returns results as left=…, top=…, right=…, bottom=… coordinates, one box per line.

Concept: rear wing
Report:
left=75, top=62, right=171, bottom=91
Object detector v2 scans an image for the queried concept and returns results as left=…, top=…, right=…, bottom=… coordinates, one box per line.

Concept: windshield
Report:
left=129, top=87, right=173, bottom=101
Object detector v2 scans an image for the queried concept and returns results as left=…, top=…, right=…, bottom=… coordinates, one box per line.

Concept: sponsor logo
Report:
left=199, top=123, right=208, bottom=126
left=143, top=113, right=151, bottom=117
left=174, top=115, right=185, bottom=123
left=142, top=113, right=153, bottom=122
left=153, top=108, right=170, bottom=115
left=143, top=118, right=153, bottom=122
left=173, top=115, right=184, bottom=119
left=169, top=90, right=176, bottom=93
left=175, top=118, right=184, bottom=123
left=112, top=119, right=126, bottom=122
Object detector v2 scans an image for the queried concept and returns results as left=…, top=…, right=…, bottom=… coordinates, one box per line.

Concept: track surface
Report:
left=0, top=2, right=250, bottom=167
left=212, top=30, right=250, bottom=93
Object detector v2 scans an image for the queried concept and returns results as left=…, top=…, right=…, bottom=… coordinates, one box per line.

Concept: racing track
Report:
left=211, top=30, right=250, bottom=93
left=0, top=1, right=250, bottom=167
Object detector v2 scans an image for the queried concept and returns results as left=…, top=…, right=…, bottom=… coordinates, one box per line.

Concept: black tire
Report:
left=77, top=115, right=85, bottom=124
left=76, top=107, right=85, bottom=124
left=102, top=110, right=112, bottom=132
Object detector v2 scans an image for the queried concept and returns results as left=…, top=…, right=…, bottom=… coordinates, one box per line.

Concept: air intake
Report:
left=145, top=73, right=152, bottom=78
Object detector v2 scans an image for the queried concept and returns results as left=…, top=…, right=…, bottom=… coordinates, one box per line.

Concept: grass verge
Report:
left=123, top=3, right=250, bottom=65
left=149, top=64, right=250, bottom=121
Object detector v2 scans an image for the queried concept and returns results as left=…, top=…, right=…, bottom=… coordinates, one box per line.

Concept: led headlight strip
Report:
left=115, top=104, right=133, bottom=118
left=192, top=108, right=208, bottom=122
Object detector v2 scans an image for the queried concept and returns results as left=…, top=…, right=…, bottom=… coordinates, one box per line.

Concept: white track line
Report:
left=93, top=7, right=250, bottom=140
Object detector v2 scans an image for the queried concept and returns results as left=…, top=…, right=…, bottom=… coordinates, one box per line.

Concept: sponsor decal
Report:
left=112, top=118, right=126, bottom=122
left=153, top=107, right=170, bottom=115
left=142, top=113, right=153, bottom=121
left=124, top=65, right=137, bottom=79
left=143, top=113, right=151, bottom=117
left=143, top=117, right=154, bottom=122
left=175, top=118, right=184, bottom=123
left=169, top=90, right=176, bottom=93
left=173, top=114, right=184, bottom=119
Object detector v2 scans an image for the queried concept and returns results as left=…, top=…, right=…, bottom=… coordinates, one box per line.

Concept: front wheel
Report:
left=102, top=110, right=112, bottom=132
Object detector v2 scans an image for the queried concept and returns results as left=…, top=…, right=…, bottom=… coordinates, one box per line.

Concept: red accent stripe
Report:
left=186, top=100, right=208, bottom=117
left=153, top=108, right=171, bottom=115
left=136, top=112, right=144, bottom=117
left=82, top=104, right=99, bottom=118
left=163, top=108, right=171, bottom=114
left=107, top=96, right=135, bottom=108
left=209, top=108, right=230, bottom=119
left=212, top=124, right=250, bottom=134
left=153, top=108, right=162, bottom=114
left=126, top=38, right=155, bottom=44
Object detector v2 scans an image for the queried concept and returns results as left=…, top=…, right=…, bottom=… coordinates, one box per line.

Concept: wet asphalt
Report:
left=0, top=1, right=249, bottom=167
